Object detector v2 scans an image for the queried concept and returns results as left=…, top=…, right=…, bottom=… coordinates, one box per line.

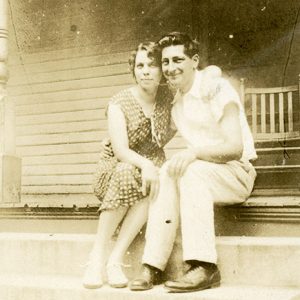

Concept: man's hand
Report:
left=141, top=161, right=159, bottom=201
left=167, top=149, right=197, bottom=178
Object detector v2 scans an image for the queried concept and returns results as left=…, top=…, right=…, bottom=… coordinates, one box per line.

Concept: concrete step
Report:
left=0, top=233, right=299, bottom=288
left=254, top=165, right=300, bottom=190
left=2, top=199, right=300, bottom=238
left=254, top=147, right=300, bottom=166
left=255, top=137, right=300, bottom=149
left=0, top=274, right=299, bottom=300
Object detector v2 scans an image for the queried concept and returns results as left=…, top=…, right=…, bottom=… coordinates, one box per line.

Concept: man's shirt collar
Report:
left=187, top=70, right=202, bottom=98
left=173, top=70, right=202, bottom=104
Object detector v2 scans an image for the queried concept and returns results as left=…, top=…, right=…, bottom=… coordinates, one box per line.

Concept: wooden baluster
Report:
left=279, top=92, right=284, bottom=133
left=240, top=78, right=245, bottom=107
left=270, top=93, right=275, bottom=133
left=251, top=94, right=257, bottom=135
left=261, top=93, right=266, bottom=133
left=298, top=74, right=300, bottom=134
left=287, top=91, right=293, bottom=132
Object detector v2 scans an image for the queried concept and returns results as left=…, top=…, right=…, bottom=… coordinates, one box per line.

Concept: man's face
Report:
left=161, top=45, right=198, bottom=92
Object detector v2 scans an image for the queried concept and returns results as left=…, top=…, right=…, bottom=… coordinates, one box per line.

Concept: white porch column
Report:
left=0, top=0, right=21, bottom=203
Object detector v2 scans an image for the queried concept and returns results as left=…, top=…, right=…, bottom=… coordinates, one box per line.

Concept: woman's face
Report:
left=134, top=50, right=162, bottom=91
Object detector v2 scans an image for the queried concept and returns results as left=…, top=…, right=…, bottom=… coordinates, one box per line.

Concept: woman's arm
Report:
left=107, top=104, right=159, bottom=199
left=107, top=104, right=152, bottom=168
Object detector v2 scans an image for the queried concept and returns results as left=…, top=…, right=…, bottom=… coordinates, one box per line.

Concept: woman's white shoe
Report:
left=106, top=263, right=129, bottom=288
left=82, top=261, right=104, bottom=289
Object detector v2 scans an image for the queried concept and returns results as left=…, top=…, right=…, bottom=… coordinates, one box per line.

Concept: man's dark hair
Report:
left=157, top=32, right=199, bottom=58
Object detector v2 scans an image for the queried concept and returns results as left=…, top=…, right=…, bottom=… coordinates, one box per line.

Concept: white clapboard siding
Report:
left=22, top=175, right=94, bottom=186
left=7, top=45, right=135, bottom=202
left=9, top=43, right=132, bottom=66
left=23, top=164, right=97, bottom=175
left=21, top=186, right=94, bottom=195
left=17, top=120, right=107, bottom=136
left=11, top=46, right=123, bottom=198
left=16, top=109, right=106, bottom=125
left=16, top=131, right=104, bottom=146
left=9, top=63, right=130, bottom=86
left=19, top=193, right=98, bottom=205
left=11, top=85, right=131, bottom=105
left=17, top=142, right=102, bottom=157
left=9, top=73, right=133, bottom=96
left=22, top=153, right=101, bottom=166
left=16, top=98, right=110, bottom=116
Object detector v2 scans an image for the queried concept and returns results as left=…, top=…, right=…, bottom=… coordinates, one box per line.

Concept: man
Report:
left=129, top=32, right=257, bottom=293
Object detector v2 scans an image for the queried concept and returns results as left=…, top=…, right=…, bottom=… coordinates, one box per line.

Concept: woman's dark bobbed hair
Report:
left=128, top=42, right=162, bottom=78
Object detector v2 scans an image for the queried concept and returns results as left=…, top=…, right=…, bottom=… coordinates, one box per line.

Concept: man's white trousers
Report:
left=142, top=159, right=256, bottom=270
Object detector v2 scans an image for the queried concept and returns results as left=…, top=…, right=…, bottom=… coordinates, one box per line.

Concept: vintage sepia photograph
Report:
left=0, top=0, right=299, bottom=299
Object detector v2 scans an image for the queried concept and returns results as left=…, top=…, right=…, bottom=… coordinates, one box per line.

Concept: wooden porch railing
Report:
left=240, top=76, right=300, bottom=141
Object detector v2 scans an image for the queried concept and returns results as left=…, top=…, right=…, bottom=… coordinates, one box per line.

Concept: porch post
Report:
left=0, top=0, right=21, bottom=203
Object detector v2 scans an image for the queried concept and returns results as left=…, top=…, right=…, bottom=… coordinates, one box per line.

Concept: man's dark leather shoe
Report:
left=129, top=264, right=162, bottom=291
left=164, top=264, right=221, bottom=293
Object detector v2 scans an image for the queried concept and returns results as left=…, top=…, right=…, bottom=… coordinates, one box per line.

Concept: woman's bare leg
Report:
left=83, top=207, right=128, bottom=288
left=107, top=197, right=149, bottom=265
left=105, top=198, right=149, bottom=287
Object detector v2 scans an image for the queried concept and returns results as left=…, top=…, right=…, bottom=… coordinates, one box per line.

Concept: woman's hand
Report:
left=167, top=149, right=197, bottom=178
left=141, top=161, right=159, bottom=201
left=200, top=65, right=222, bottom=101
left=99, top=138, right=114, bottom=159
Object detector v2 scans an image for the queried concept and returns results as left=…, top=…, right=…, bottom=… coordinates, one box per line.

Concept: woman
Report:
left=83, top=42, right=175, bottom=289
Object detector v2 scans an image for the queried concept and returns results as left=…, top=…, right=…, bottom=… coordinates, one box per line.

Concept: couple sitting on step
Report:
left=82, top=31, right=257, bottom=293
